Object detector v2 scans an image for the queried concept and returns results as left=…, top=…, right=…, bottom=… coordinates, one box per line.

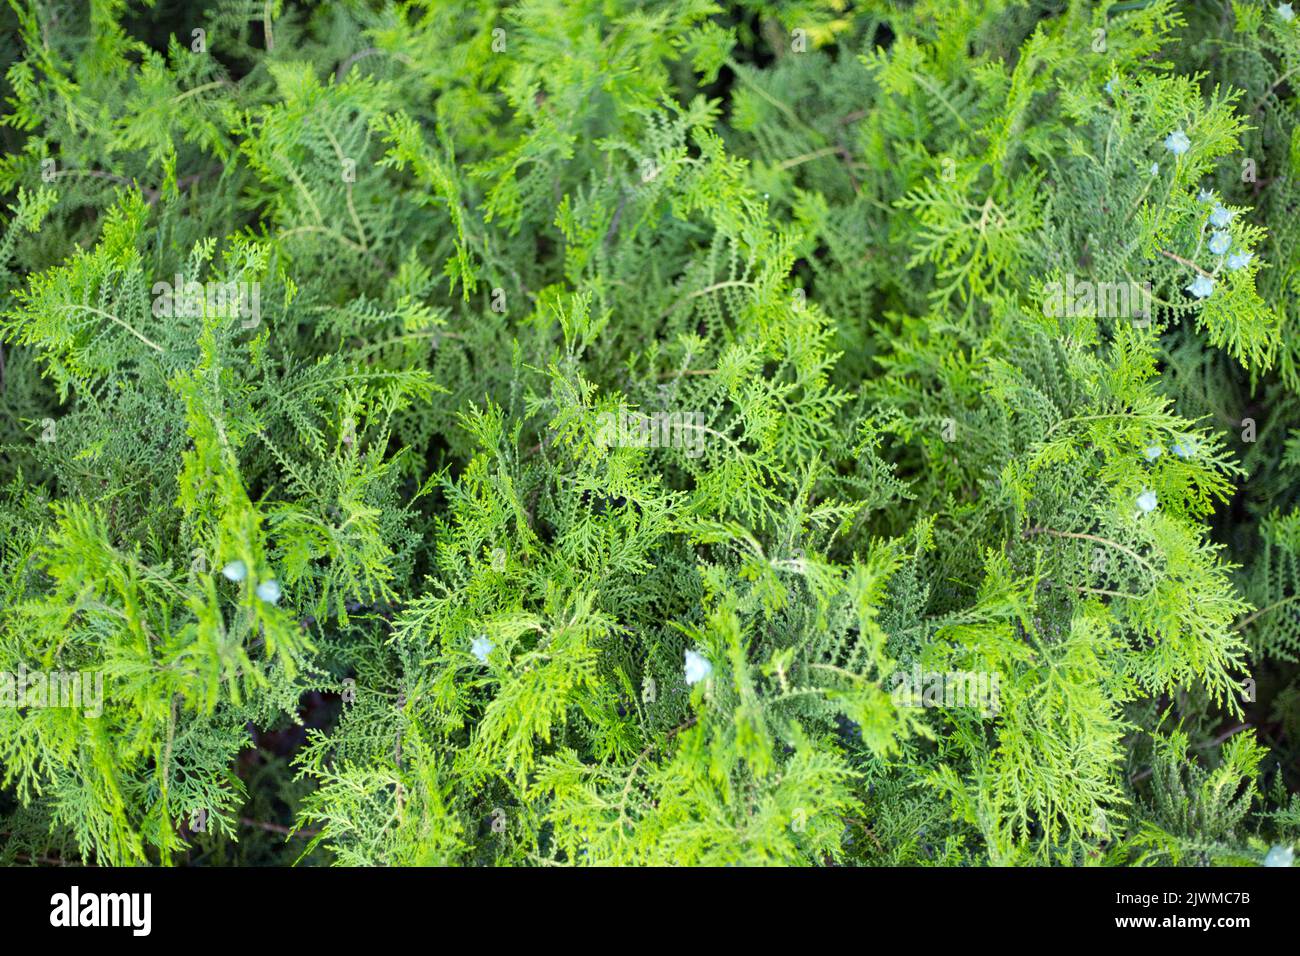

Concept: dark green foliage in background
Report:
left=1, top=0, right=1299, bottom=866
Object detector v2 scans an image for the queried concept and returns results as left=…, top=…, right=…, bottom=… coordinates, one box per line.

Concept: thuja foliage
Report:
left=2, top=0, right=1300, bottom=867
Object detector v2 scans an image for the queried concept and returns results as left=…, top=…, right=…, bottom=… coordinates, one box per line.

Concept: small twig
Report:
left=656, top=368, right=715, bottom=380
left=1158, top=248, right=1213, bottom=279
left=1234, top=594, right=1300, bottom=632
left=603, top=189, right=629, bottom=250
left=51, top=165, right=222, bottom=207
left=1068, top=584, right=1144, bottom=600
left=1249, top=64, right=1300, bottom=114
left=616, top=716, right=700, bottom=821
left=835, top=813, right=885, bottom=853
left=656, top=279, right=756, bottom=321
left=172, top=79, right=233, bottom=104
left=1131, top=724, right=1254, bottom=784
left=278, top=225, right=393, bottom=278
left=1195, top=723, right=1251, bottom=750
left=239, top=817, right=319, bottom=838
left=51, top=168, right=137, bottom=188
left=141, top=165, right=223, bottom=206
left=61, top=303, right=164, bottom=352
left=12, top=851, right=82, bottom=866
left=777, top=146, right=848, bottom=170
left=1022, top=525, right=1155, bottom=574
left=335, top=48, right=416, bottom=82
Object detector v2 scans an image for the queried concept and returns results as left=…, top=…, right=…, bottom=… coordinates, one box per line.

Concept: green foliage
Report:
left=1, top=0, right=1299, bottom=868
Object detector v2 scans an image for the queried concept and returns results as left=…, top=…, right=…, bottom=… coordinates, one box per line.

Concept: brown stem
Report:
left=1158, top=248, right=1213, bottom=279
left=239, top=817, right=319, bottom=838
